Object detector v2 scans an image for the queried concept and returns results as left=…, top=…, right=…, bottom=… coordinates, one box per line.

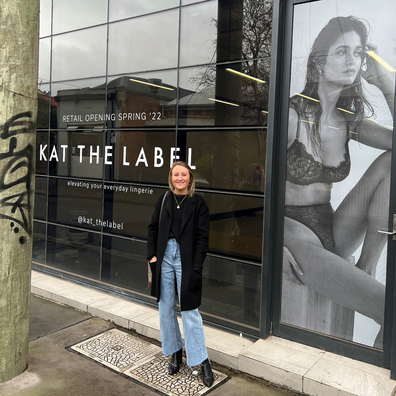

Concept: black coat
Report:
left=147, top=191, right=209, bottom=311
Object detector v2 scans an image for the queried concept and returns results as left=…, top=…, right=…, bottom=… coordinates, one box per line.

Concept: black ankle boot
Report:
left=168, top=348, right=183, bottom=375
left=200, top=358, right=214, bottom=387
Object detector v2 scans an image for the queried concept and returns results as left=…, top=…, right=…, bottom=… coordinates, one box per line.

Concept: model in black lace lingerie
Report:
left=282, top=16, right=394, bottom=347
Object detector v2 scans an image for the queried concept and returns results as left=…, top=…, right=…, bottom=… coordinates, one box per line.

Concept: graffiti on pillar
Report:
left=0, top=112, right=35, bottom=244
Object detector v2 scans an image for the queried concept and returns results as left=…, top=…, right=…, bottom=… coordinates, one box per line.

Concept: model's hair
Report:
left=168, top=161, right=195, bottom=197
left=290, top=16, right=374, bottom=154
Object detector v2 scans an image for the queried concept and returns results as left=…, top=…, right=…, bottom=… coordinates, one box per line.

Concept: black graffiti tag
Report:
left=0, top=112, right=34, bottom=244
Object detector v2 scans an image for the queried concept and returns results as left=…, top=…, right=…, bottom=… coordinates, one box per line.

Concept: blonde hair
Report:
left=168, top=161, right=195, bottom=197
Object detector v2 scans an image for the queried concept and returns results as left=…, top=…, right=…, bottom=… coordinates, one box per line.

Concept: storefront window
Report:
left=104, top=130, right=176, bottom=183
left=102, top=236, right=150, bottom=294
left=40, top=0, right=52, bottom=37
left=46, top=224, right=101, bottom=279
left=280, top=0, right=395, bottom=350
left=50, top=78, right=107, bottom=129
left=180, top=2, right=218, bottom=67
left=48, top=130, right=105, bottom=178
left=52, top=0, right=108, bottom=34
left=39, top=38, right=51, bottom=84
left=48, top=178, right=103, bottom=229
left=34, top=0, right=272, bottom=337
left=33, top=222, right=46, bottom=264
left=52, top=26, right=107, bottom=81
left=179, top=61, right=270, bottom=127
left=106, top=72, right=177, bottom=129
left=36, top=131, right=49, bottom=174
left=108, top=10, right=179, bottom=75
left=109, top=0, right=179, bottom=22
left=35, top=177, right=48, bottom=220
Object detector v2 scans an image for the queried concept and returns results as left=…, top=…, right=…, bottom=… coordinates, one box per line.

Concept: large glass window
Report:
left=39, top=38, right=51, bottom=84
left=35, top=0, right=272, bottom=338
left=47, top=224, right=101, bottom=279
left=107, top=71, right=177, bottom=129
left=280, top=0, right=395, bottom=350
left=35, top=177, right=48, bottom=220
left=104, top=130, right=176, bottom=183
left=186, top=129, right=266, bottom=191
left=109, top=0, right=179, bottom=22
left=48, top=130, right=105, bottom=179
left=40, top=0, right=52, bottom=37
left=48, top=178, right=103, bottom=229
left=108, top=10, right=179, bottom=75
left=52, top=27, right=107, bottom=81
left=180, top=2, right=218, bottom=67
left=50, top=78, right=107, bottom=129
left=52, top=0, right=108, bottom=34
left=179, top=61, right=270, bottom=127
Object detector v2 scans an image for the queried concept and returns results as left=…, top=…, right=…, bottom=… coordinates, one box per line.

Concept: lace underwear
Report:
left=286, top=120, right=351, bottom=186
left=284, top=203, right=334, bottom=251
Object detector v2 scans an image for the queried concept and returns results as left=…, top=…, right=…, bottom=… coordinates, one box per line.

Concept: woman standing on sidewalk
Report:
left=147, top=161, right=214, bottom=387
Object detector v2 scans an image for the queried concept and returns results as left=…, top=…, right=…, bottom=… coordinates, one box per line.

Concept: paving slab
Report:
left=29, top=294, right=91, bottom=341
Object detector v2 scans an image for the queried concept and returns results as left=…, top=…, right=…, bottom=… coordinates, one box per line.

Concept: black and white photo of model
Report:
left=281, top=0, right=396, bottom=348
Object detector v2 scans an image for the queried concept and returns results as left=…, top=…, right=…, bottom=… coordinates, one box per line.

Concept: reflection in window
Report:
left=47, top=224, right=101, bottom=280
left=52, top=26, right=107, bottom=81
left=48, top=131, right=105, bottom=179
left=201, top=255, right=261, bottom=329
left=108, top=10, right=179, bottom=75
left=178, top=61, right=270, bottom=127
left=40, top=0, right=51, bottom=37
left=202, top=192, right=264, bottom=262
left=37, top=85, right=50, bottom=130
left=103, top=187, right=166, bottom=239
left=104, top=130, right=176, bottom=183
left=102, top=236, right=152, bottom=295
left=109, top=0, right=179, bottom=22
left=187, top=129, right=266, bottom=192
left=53, top=0, right=108, bottom=34
left=180, top=0, right=272, bottom=66
left=50, top=78, right=106, bottom=129
left=35, top=177, right=48, bottom=220
left=106, top=73, right=177, bottom=128
left=180, top=2, right=218, bottom=66
left=39, top=38, right=51, bottom=83
left=33, top=221, right=46, bottom=264
left=36, top=131, right=49, bottom=174
left=48, top=178, right=103, bottom=229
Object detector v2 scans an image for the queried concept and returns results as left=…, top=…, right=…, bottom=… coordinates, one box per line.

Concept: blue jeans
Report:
left=159, top=239, right=208, bottom=366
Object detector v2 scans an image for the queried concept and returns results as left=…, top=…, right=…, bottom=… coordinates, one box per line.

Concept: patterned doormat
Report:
left=68, top=329, right=228, bottom=396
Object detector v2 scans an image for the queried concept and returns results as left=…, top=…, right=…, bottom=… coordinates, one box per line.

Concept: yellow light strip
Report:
left=387, top=125, right=393, bottom=128
left=348, top=130, right=359, bottom=134
left=129, top=78, right=174, bottom=91
left=366, top=51, right=395, bottom=72
left=327, top=126, right=340, bottom=130
left=261, top=110, right=268, bottom=114
left=208, top=98, right=239, bottom=107
left=302, top=119, right=315, bottom=124
left=337, top=107, right=355, bottom=115
left=367, top=118, right=379, bottom=123
left=294, top=93, right=320, bottom=103
left=226, top=68, right=266, bottom=84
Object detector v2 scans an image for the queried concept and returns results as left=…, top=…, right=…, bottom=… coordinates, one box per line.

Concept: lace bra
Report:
left=286, top=120, right=351, bottom=186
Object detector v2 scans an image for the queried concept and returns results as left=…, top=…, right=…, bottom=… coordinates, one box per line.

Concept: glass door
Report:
left=272, top=0, right=396, bottom=365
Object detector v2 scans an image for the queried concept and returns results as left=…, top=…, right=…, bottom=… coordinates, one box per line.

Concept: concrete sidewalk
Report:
left=28, top=270, right=396, bottom=396
left=0, top=295, right=299, bottom=396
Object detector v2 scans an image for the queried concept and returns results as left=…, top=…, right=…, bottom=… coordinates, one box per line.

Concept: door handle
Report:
left=378, top=214, right=396, bottom=240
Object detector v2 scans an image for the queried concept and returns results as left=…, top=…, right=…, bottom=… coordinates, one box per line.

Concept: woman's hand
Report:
left=149, top=256, right=157, bottom=263
left=283, top=246, right=304, bottom=285
left=362, top=44, right=394, bottom=94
